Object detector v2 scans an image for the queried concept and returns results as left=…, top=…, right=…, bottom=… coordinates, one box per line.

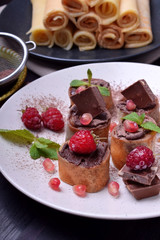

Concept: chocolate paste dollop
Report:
left=69, top=105, right=111, bottom=128
left=70, top=78, right=110, bottom=96
left=114, top=116, right=156, bottom=140
left=59, top=141, right=108, bottom=168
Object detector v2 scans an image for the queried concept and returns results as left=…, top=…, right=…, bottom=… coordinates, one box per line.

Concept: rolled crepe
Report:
left=86, top=0, right=101, bottom=7
left=117, top=0, right=140, bottom=33
left=61, top=0, right=89, bottom=17
left=97, top=24, right=124, bottom=49
left=27, top=0, right=53, bottom=47
left=95, top=0, right=120, bottom=25
left=54, top=23, right=74, bottom=50
left=125, top=0, right=153, bottom=48
left=43, top=0, right=69, bottom=31
left=76, top=11, right=101, bottom=32
left=73, top=30, right=97, bottom=51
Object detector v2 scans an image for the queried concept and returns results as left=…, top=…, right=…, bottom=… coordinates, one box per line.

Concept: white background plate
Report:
left=1, top=62, right=160, bottom=220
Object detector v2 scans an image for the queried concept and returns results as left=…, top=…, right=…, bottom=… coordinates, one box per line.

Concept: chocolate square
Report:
left=121, top=79, right=156, bottom=109
left=70, top=86, right=106, bottom=118
left=123, top=176, right=160, bottom=200
left=118, top=164, right=158, bottom=185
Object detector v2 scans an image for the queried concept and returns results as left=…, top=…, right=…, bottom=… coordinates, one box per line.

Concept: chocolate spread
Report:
left=59, top=141, right=108, bottom=168
left=69, top=104, right=111, bottom=128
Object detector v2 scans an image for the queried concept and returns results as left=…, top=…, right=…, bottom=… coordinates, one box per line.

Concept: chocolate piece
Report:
left=70, top=86, right=106, bottom=118
left=121, top=79, right=156, bottom=109
left=119, top=164, right=158, bottom=185
left=123, top=176, right=160, bottom=200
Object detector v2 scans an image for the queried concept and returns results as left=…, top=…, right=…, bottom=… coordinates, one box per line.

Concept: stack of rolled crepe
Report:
left=27, top=0, right=153, bottom=51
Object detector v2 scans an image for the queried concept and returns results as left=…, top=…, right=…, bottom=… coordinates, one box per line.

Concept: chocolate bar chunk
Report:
left=121, top=79, right=156, bottom=109
left=118, top=164, right=158, bottom=185
left=123, top=176, right=160, bottom=200
left=70, top=86, right=106, bottom=118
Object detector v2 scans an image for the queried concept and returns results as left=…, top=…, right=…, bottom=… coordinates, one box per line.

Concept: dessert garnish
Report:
left=121, top=79, right=156, bottom=109
left=71, top=85, right=106, bottom=118
left=122, top=112, right=160, bottom=133
left=80, top=113, right=93, bottom=125
left=49, top=177, right=61, bottom=191
left=42, top=107, right=64, bottom=131
left=108, top=181, right=120, bottom=198
left=126, top=99, right=136, bottom=111
left=69, top=130, right=97, bottom=154
left=43, top=158, right=55, bottom=173
left=0, top=129, right=60, bottom=160
left=21, top=107, right=42, bottom=130
left=70, top=69, right=110, bottom=96
left=73, top=185, right=87, bottom=197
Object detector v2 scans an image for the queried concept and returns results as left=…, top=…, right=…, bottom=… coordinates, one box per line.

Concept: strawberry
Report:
left=69, top=130, right=96, bottom=154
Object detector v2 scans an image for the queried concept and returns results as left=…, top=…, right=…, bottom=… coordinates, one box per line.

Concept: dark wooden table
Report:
left=1, top=58, right=160, bottom=240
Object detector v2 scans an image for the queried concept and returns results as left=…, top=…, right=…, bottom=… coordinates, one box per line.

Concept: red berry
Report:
left=76, top=86, right=86, bottom=94
left=21, top=107, right=42, bottom=130
left=108, top=181, right=120, bottom=198
left=43, top=158, right=55, bottom=173
left=126, top=146, right=155, bottom=170
left=124, top=120, right=138, bottom=132
left=42, top=107, right=64, bottom=131
left=126, top=100, right=136, bottom=111
left=109, top=122, right=117, bottom=132
left=49, top=177, right=60, bottom=190
left=73, top=185, right=87, bottom=197
left=69, top=130, right=96, bottom=154
left=80, top=113, right=93, bottom=125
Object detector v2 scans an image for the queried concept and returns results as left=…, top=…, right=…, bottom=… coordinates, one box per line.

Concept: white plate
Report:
left=1, top=62, right=160, bottom=220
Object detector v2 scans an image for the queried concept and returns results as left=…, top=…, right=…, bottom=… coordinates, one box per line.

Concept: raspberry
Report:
left=42, top=107, right=64, bottom=131
left=21, top=107, right=42, bottom=130
left=69, top=130, right=97, bottom=154
left=126, top=146, right=155, bottom=170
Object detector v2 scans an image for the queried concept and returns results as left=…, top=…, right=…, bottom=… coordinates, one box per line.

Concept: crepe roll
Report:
left=43, top=0, right=69, bottom=31
left=54, top=23, right=74, bottom=50
left=62, top=0, right=89, bottom=17
left=27, top=0, right=54, bottom=47
left=86, top=0, right=101, bottom=8
left=76, top=11, right=101, bottom=32
left=73, top=30, right=97, bottom=51
left=97, top=24, right=124, bottom=49
left=117, top=0, right=140, bottom=33
left=125, top=0, right=153, bottom=48
left=95, top=0, right=120, bottom=25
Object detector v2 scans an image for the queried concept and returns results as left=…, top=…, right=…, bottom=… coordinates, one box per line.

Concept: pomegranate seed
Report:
left=109, top=122, right=117, bottom=132
left=73, top=184, right=87, bottom=197
left=124, top=120, right=139, bottom=132
left=43, top=158, right=55, bottom=173
left=126, top=100, right=136, bottom=111
left=49, top=178, right=60, bottom=191
left=108, top=181, right=120, bottom=198
left=80, top=113, right=93, bottom=125
left=76, top=86, right=86, bottom=94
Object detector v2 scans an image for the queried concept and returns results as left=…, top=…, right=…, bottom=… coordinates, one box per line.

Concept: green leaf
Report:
left=122, top=112, right=145, bottom=125
left=141, top=122, right=160, bottom=133
left=70, top=80, right=88, bottom=87
left=97, top=86, right=110, bottom=96
left=30, top=144, right=41, bottom=159
left=38, top=147, right=58, bottom=159
left=87, top=69, right=92, bottom=86
left=0, top=129, right=34, bottom=144
left=37, top=137, right=53, bottom=144
left=34, top=140, right=48, bottom=149
left=48, top=142, right=60, bottom=150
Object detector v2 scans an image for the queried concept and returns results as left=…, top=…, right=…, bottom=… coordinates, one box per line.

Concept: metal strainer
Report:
left=0, top=32, right=36, bottom=86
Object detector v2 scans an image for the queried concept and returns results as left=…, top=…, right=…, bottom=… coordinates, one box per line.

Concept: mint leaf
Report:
left=0, top=129, right=34, bottom=144
left=87, top=69, right=92, bottom=86
left=97, top=86, right=110, bottom=96
left=38, top=147, right=58, bottom=159
left=70, top=80, right=88, bottom=87
left=34, top=140, right=48, bottom=149
left=37, top=137, right=53, bottom=144
left=30, top=144, right=41, bottom=159
left=141, top=122, right=160, bottom=133
left=122, top=112, right=145, bottom=125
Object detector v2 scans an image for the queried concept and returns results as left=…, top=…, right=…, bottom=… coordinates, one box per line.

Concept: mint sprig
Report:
left=0, top=129, right=60, bottom=160
left=70, top=69, right=110, bottom=96
left=122, top=112, right=160, bottom=133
